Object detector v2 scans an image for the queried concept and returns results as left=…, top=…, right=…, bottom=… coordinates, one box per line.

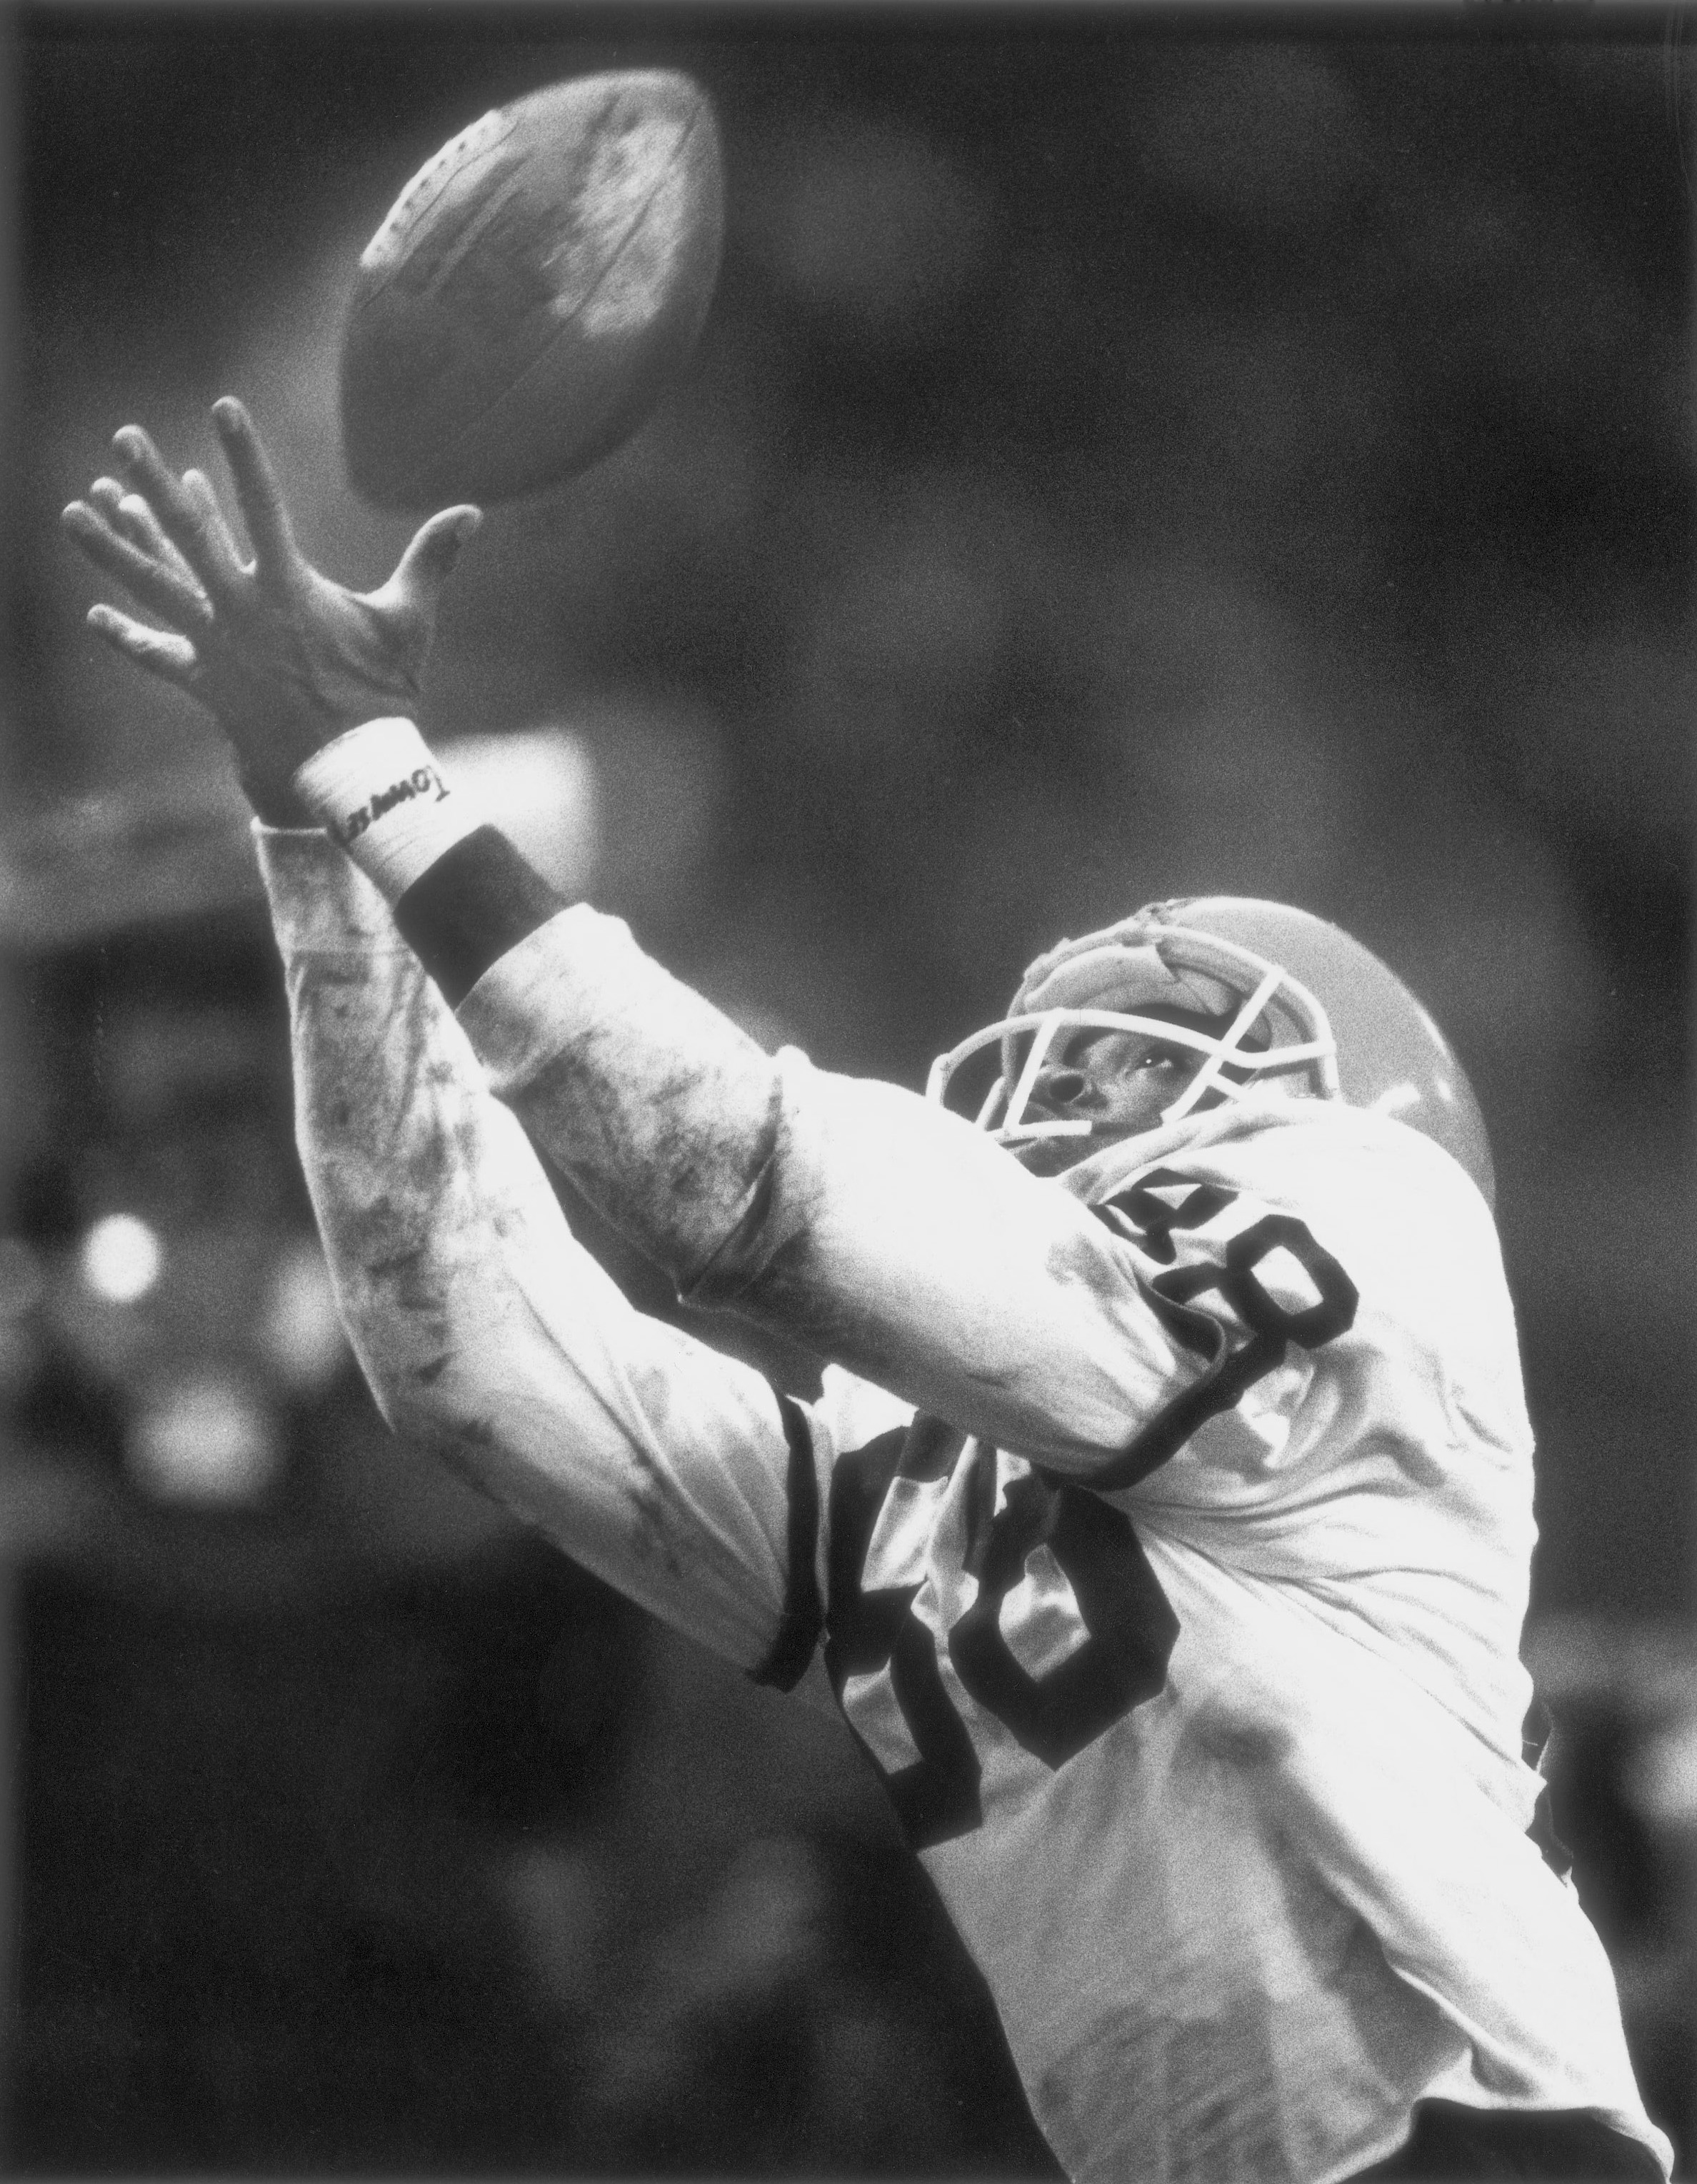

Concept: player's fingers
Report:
left=211, top=397, right=300, bottom=587
left=88, top=478, right=209, bottom=599
left=382, top=504, right=483, bottom=618
left=86, top=603, right=201, bottom=690
left=181, top=467, right=248, bottom=574
left=114, top=492, right=206, bottom=597
left=88, top=481, right=205, bottom=588
left=111, top=424, right=246, bottom=597
left=61, top=500, right=212, bottom=628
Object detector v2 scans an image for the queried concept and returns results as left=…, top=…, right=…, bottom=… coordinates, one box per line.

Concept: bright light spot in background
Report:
left=256, top=1237, right=349, bottom=1396
left=439, top=730, right=600, bottom=899
left=80, top=1214, right=164, bottom=1304
left=125, top=1370, right=284, bottom=1507
left=1627, top=1715, right=1697, bottom=1833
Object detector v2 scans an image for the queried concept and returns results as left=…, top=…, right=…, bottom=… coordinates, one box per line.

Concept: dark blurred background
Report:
left=0, top=4, right=1691, bottom=2175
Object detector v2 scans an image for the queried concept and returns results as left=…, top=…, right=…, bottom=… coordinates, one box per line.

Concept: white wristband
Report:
left=294, top=718, right=484, bottom=902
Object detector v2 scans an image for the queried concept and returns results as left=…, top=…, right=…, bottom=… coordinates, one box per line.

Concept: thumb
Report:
left=381, top=504, right=483, bottom=619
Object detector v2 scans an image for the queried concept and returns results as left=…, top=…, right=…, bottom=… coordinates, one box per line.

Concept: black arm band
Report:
left=393, top=825, right=565, bottom=1008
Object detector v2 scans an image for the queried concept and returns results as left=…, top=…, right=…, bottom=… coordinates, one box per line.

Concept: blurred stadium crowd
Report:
left=1, top=9, right=1691, bottom=2175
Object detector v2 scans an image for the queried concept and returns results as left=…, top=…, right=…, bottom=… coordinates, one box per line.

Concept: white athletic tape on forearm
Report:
left=294, top=718, right=484, bottom=902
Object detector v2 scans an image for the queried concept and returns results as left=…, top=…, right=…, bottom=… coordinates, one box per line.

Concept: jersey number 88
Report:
left=823, top=1176, right=1357, bottom=1850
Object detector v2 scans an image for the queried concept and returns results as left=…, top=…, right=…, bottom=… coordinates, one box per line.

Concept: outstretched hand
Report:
left=62, top=398, right=481, bottom=822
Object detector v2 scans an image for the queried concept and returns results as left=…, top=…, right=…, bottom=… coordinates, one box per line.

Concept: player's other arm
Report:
left=259, top=823, right=821, bottom=1680
left=346, top=807, right=1186, bottom=1466
left=326, top=774, right=1170, bottom=1467
left=63, top=406, right=1188, bottom=1468
left=466, top=926, right=1183, bottom=1465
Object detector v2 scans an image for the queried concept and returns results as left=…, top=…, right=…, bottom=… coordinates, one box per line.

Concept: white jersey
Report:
left=257, top=831, right=1672, bottom=2184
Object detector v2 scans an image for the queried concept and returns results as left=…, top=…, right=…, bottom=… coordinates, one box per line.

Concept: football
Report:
left=340, top=70, right=724, bottom=509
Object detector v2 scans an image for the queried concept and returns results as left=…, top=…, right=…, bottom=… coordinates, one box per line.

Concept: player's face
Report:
left=1016, top=1027, right=1208, bottom=1177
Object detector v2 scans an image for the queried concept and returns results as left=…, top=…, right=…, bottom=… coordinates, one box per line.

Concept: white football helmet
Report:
left=926, top=895, right=1494, bottom=1204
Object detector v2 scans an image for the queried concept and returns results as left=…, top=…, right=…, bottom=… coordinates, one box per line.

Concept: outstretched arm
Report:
left=65, top=406, right=1196, bottom=1468
left=259, top=823, right=821, bottom=1679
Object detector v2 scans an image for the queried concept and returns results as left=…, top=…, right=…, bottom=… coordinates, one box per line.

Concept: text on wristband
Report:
left=334, top=766, right=451, bottom=846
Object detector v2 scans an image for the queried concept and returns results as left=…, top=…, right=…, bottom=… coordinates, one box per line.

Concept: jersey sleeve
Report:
left=255, top=827, right=828, bottom=1680
left=456, top=913, right=1221, bottom=1475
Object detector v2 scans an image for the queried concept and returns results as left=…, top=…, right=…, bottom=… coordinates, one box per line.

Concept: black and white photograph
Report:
left=1, top=3, right=1691, bottom=2178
